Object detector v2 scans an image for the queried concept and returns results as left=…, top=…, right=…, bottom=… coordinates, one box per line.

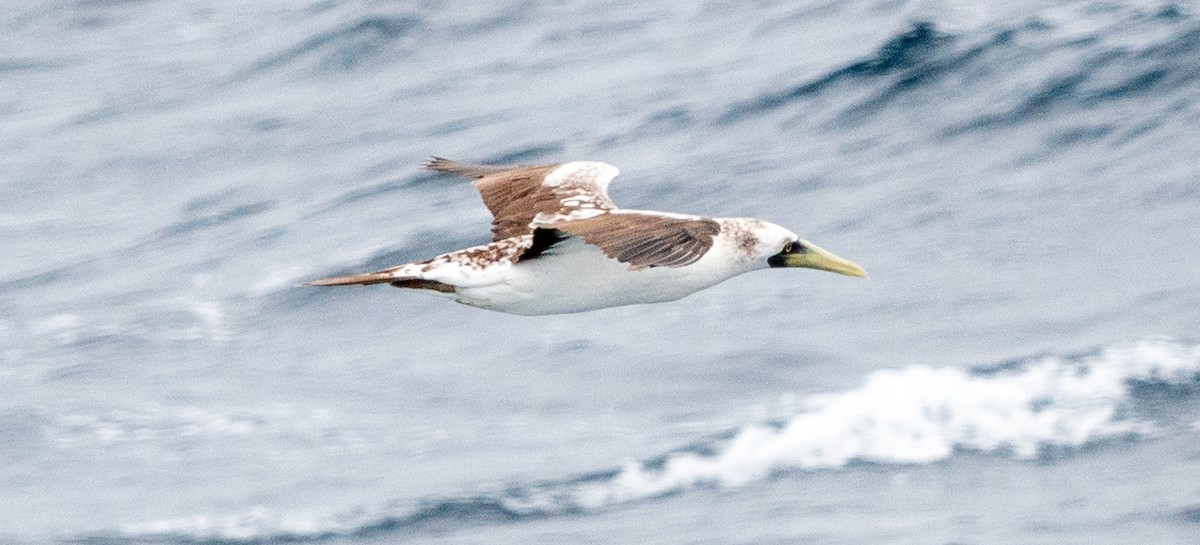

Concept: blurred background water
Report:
left=3, top=0, right=1200, bottom=543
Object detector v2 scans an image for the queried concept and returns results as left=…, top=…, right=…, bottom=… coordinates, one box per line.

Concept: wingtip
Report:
left=423, top=156, right=453, bottom=171
left=422, top=157, right=516, bottom=179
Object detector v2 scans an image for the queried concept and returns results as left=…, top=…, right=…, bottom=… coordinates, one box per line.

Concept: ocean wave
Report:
left=153, top=200, right=276, bottom=242
left=600, top=338, right=1199, bottom=493
left=0, top=195, right=274, bottom=293
left=233, top=15, right=425, bottom=81
left=0, top=257, right=97, bottom=293
left=93, top=338, right=1200, bottom=544
left=722, top=13, right=1200, bottom=130
left=720, top=21, right=959, bottom=122
left=1178, top=505, right=1200, bottom=524
left=0, top=57, right=65, bottom=74
left=5, top=298, right=235, bottom=363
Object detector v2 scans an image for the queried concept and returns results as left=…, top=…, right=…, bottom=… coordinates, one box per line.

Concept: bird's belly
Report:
left=454, top=243, right=735, bottom=315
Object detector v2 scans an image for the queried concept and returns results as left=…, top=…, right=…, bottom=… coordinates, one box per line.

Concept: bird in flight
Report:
left=309, top=158, right=866, bottom=315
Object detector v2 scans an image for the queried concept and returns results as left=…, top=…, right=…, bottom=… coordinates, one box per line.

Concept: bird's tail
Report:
left=307, top=270, right=396, bottom=286
left=307, top=263, right=457, bottom=293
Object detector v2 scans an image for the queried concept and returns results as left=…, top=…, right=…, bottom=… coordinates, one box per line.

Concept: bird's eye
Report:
left=783, top=242, right=795, bottom=253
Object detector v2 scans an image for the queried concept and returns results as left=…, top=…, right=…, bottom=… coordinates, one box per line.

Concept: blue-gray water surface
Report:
left=3, top=1, right=1200, bottom=543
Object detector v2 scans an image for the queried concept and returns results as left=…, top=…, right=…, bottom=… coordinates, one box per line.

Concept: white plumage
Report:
left=309, top=159, right=866, bottom=315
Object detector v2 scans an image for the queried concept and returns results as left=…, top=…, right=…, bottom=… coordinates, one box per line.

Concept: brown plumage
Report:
left=425, top=157, right=617, bottom=241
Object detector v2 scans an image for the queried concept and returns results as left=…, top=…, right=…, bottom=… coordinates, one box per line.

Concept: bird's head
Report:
left=750, top=221, right=867, bottom=277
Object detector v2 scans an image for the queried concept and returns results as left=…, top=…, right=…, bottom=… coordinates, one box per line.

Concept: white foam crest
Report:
left=116, top=506, right=362, bottom=542
left=587, top=338, right=1200, bottom=501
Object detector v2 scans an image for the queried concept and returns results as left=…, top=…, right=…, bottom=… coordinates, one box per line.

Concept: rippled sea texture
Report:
left=3, top=1, right=1200, bottom=543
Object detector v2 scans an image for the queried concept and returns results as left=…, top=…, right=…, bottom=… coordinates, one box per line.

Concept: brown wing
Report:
left=549, top=213, right=721, bottom=269
left=425, top=158, right=619, bottom=240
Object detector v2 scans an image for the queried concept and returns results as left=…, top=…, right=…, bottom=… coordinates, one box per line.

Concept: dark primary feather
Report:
left=423, top=157, right=516, bottom=179
left=551, top=213, right=720, bottom=269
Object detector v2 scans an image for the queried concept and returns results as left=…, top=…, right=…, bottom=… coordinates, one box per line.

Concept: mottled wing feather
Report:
left=550, top=213, right=721, bottom=269
left=478, top=165, right=568, bottom=240
left=424, top=158, right=619, bottom=240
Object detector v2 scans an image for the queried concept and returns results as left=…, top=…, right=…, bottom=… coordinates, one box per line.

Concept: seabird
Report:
left=309, top=158, right=866, bottom=315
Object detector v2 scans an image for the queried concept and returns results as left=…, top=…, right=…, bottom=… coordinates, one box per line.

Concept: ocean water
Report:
left=3, top=0, right=1200, bottom=543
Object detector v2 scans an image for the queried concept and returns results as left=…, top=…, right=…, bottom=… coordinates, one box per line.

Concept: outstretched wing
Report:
left=425, top=158, right=620, bottom=240
left=528, top=212, right=721, bottom=270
